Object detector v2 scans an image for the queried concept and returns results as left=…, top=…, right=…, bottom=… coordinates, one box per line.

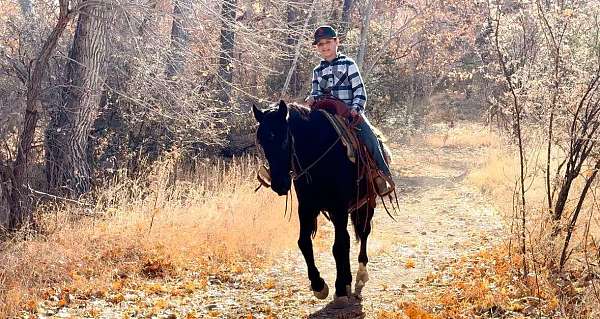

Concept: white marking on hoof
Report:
left=313, top=282, right=329, bottom=300
left=354, top=262, right=369, bottom=296
left=330, top=296, right=349, bottom=309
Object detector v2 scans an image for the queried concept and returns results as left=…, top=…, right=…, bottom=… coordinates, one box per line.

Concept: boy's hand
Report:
left=305, top=96, right=315, bottom=106
left=350, top=109, right=359, bottom=118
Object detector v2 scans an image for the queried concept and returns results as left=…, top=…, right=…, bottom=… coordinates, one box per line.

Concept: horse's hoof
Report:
left=354, top=282, right=364, bottom=297
left=356, top=263, right=369, bottom=282
left=330, top=296, right=350, bottom=309
left=354, top=262, right=369, bottom=297
left=313, top=282, right=329, bottom=300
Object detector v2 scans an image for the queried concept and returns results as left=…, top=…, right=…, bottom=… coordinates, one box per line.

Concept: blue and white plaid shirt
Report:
left=310, top=54, right=367, bottom=112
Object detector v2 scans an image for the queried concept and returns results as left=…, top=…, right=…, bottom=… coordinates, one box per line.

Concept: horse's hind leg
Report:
left=352, top=206, right=374, bottom=297
left=297, top=204, right=328, bottom=299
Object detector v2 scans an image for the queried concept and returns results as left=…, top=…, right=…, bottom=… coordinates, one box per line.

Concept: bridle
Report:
left=256, top=125, right=342, bottom=190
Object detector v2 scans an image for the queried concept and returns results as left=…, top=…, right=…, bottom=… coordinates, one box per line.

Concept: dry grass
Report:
left=422, top=123, right=501, bottom=149
left=0, top=154, right=296, bottom=317
left=408, top=125, right=600, bottom=318
left=466, top=144, right=521, bottom=214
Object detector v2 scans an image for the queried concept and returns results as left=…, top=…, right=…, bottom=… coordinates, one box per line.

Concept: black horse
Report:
left=253, top=100, right=375, bottom=307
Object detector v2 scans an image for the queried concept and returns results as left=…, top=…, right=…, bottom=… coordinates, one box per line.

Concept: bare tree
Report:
left=165, top=0, right=193, bottom=78
left=0, top=0, right=74, bottom=230
left=552, top=74, right=600, bottom=222
left=218, top=0, right=238, bottom=105
left=282, top=0, right=316, bottom=97
left=491, top=1, right=529, bottom=276
left=534, top=0, right=568, bottom=213
left=46, top=0, right=110, bottom=197
left=339, top=0, right=354, bottom=38
left=356, top=0, right=374, bottom=70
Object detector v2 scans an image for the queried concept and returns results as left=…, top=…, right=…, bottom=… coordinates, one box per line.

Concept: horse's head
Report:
left=253, top=100, right=292, bottom=196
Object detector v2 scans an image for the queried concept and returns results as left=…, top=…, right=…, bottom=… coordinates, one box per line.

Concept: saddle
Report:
left=310, top=96, right=395, bottom=211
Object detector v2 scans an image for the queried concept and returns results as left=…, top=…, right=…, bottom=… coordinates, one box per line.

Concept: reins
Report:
left=254, top=125, right=342, bottom=191
left=290, top=129, right=342, bottom=182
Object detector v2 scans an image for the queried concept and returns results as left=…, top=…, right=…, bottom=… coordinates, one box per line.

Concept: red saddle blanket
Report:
left=310, top=95, right=358, bottom=122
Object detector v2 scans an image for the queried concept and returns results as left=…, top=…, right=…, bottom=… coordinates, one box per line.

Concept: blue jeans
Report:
left=355, top=114, right=391, bottom=177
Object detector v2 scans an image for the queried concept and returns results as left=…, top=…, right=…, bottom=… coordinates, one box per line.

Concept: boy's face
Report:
left=315, top=38, right=338, bottom=61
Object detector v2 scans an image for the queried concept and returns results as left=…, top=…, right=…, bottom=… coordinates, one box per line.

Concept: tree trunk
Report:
left=559, top=158, right=600, bottom=269
left=46, top=1, right=109, bottom=197
left=18, top=0, right=33, bottom=15
left=339, top=0, right=354, bottom=39
left=6, top=1, right=72, bottom=230
left=165, top=0, right=192, bottom=78
left=282, top=0, right=316, bottom=97
left=356, top=0, right=374, bottom=71
left=283, top=1, right=301, bottom=96
left=217, top=0, right=237, bottom=105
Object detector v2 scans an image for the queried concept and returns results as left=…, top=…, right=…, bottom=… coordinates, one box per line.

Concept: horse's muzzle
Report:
left=273, top=187, right=289, bottom=196
left=271, top=175, right=292, bottom=196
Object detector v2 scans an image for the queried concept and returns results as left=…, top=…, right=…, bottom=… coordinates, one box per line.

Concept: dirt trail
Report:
left=38, top=130, right=505, bottom=319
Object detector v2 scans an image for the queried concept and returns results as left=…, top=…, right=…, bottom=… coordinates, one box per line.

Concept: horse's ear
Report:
left=252, top=104, right=264, bottom=123
left=278, top=100, right=288, bottom=119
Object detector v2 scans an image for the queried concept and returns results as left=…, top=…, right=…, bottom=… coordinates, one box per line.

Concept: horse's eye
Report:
left=268, top=132, right=275, bottom=141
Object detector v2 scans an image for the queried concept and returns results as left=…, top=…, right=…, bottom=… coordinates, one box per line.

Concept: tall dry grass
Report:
left=422, top=123, right=501, bottom=149
left=0, top=154, right=297, bottom=317
left=431, top=124, right=600, bottom=317
left=401, top=123, right=600, bottom=318
left=466, top=127, right=600, bottom=239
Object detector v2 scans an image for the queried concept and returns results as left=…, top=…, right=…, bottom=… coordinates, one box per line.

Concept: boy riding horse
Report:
left=306, top=25, right=393, bottom=195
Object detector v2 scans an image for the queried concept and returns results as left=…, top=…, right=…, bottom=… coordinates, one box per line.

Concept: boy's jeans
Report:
left=355, top=114, right=392, bottom=177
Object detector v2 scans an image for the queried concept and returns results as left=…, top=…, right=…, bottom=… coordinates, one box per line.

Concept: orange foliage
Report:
left=400, top=302, right=436, bottom=319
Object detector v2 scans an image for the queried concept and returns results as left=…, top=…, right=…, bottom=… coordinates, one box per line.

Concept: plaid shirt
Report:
left=310, top=54, right=367, bottom=112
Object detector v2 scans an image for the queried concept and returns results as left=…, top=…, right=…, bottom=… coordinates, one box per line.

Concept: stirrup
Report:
left=375, top=174, right=394, bottom=197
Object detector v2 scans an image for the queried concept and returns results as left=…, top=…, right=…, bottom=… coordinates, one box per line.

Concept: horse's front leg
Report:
left=330, top=208, right=352, bottom=307
left=297, top=203, right=328, bottom=299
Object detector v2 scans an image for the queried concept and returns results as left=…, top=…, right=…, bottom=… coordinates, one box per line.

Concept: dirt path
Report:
left=38, top=130, right=505, bottom=319
left=248, top=137, right=506, bottom=318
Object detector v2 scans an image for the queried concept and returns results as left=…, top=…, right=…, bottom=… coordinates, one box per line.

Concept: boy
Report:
left=306, top=25, right=393, bottom=195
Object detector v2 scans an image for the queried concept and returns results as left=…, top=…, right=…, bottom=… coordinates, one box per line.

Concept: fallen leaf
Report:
left=108, top=293, right=124, bottom=304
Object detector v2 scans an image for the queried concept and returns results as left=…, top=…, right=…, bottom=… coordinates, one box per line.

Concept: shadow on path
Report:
left=307, top=296, right=365, bottom=319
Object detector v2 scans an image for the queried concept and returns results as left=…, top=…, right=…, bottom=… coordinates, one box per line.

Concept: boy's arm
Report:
left=310, top=69, right=320, bottom=97
left=348, top=61, right=367, bottom=112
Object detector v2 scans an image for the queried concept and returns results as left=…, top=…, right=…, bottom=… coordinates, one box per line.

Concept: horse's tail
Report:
left=350, top=210, right=361, bottom=242
left=350, top=207, right=373, bottom=242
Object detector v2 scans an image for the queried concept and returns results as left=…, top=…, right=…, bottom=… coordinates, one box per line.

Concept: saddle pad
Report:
left=318, top=110, right=358, bottom=164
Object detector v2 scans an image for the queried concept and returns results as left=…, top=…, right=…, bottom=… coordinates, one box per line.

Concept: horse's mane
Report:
left=266, top=101, right=312, bottom=121
left=287, top=102, right=311, bottom=121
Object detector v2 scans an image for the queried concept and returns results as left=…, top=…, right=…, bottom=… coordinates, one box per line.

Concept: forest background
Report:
left=0, top=0, right=599, bottom=317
